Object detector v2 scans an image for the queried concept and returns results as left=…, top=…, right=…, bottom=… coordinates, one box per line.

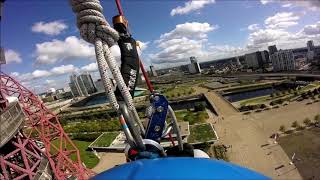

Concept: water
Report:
left=82, top=91, right=145, bottom=107
left=223, top=88, right=275, bottom=102
left=83, top=95, right=108, bottom=106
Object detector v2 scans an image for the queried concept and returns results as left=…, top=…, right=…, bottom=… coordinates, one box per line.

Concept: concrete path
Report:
left=196, top=86, right=303, bottom=179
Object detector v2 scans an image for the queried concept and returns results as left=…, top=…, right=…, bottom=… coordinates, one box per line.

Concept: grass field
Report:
left=51, top=139, right=99, bottom=169
left=278, top=128, right=320, bottom=179
left=175, top=110, right=208, bottom=125
left=91, top=132, right=119, bottom=147
left=188, top=123, right=217, bottom=143
left=163, top=85, right=195, bottom=98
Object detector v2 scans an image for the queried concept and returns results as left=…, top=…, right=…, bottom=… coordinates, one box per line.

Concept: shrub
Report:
left=279, top=125, right=286, bottom=133
left=303, top=118, right=311, bottom=126
left=194, top=102, right=206, bottom=112
left=291, top=121, right=299, bottom=128
left=260, top=104, right=267, bottom=109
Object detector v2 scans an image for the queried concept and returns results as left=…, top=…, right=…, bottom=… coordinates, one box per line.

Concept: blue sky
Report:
left=1, top=0, right=320, bottom=93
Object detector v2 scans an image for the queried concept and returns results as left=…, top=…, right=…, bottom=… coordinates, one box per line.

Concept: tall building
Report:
left=270, top=50, right=295, bottom=71
left=79, top=73, right=96, bottom=94
left=150, top=65, right=157, bottom=77
left=69, top=73, right=96, bottom=97
left=69, top=74, right=83, bottom=97
left=307, top=40, right=315, bottom=51
left=94, top=79, right=104, bottom=92
left=261, top=50, right=270, bottom=64
left=268, top=45, right=278, bottom=55
left=188, top=56, right=201, bottom=74
left=244, top=52, right=264, bottom=69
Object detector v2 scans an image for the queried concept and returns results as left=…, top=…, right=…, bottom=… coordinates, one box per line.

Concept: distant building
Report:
left=79, top=73, right=96, bottom=94
left=150, top=65, right=157, bottom=77
left=244, top=52, right=262, bottom=69
left=94, top=79, right=104, bottom=92
left=268, top=45, right=278, bottom=55
left=261, top=50, right=270, bottom=64
left=270, top=50, right=295, bottom=71
left=188, top=56, right=201, bottom=74
left=69, top=73, right=96, bottom=97
left=307, top=40, right=315, bottom=51
left=0, top=47, right=5, bottom=64
left=69, top=74, right=83, bottom=97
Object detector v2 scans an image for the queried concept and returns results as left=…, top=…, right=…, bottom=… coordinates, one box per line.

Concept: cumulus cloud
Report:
left=35, top=36, right=95, bottom=64
left=264, top=12, right=303, bottom=29
left=51, top=64, right=78, bottom=75
left=260, top=0, right=320, bottom=11
left=170, top=0, right=215, bottom=16
left=150, top=22, right=217, bottom=65
left=248, top=24, right=260, bottom=31
left=31, top=21, right=68, bottom=35
left=81, top=62, right=98, bottom=72
left=301, top=21, right=320, bottom=35
left=159, top=22, right=217, bottom=41
left=4, top=49, right=22, bottom=64
left=15, top=64, right=79, bottom=82
left=247, top=20, right=320, bottom=51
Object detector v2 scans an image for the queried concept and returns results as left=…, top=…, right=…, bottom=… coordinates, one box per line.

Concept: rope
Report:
left=70, top=0, right=137, bottom=113
left=70, top=0, right=145, bottom=149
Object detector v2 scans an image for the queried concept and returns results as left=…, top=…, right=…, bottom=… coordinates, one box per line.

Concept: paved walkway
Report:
left=91, top=152, right=126, bottom=174
left=195, top=86, right=303, bottom=179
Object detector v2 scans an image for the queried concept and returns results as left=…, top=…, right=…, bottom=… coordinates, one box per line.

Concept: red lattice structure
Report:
left=0, top=71, right=91, bottom=179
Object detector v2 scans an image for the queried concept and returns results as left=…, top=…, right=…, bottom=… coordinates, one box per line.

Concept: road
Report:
left=194, top=86, right=303, bottom=179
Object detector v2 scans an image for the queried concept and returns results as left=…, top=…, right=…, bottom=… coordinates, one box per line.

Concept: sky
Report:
left=1, top=0, right=320, bottom=94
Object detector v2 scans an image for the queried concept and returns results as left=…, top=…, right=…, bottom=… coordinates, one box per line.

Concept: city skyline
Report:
left=1, top=0, right=320, bottom=93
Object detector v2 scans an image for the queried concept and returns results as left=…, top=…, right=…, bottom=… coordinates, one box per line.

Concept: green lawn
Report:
left=239, top=95, right=270, bottom=106
left=163, top=86, right=195, bottom=99
left=91, top=132, right=119, bottom=147
left=188, top=123, right=217, bottom=143
left=51, top=139, right=99, bottom=169
left=175, top=110, right=208, bottom=125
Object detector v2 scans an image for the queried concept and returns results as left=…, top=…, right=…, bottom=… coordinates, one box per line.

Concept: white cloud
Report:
left=264, top=12, right=303, bottom=29
left=260, top=0, right=274, bottom=5
left=32, top=70, right=51, bottom=78
left=150, top=22, right=217, bottom=65
left=35, top=36, right=95, bottom=64
left=159, top=22, right=217, bottom=41
left=10, top=72, right=20, bottom=77
left=4, top=49, right=22, bottom=64
left=170, top=0, right=215, bottom=16
left=51, top=64, right=78, bottom=75
left=261, top=0, right=320, bottom=11
left=248, top=24, right=260, bottom=31
left=301, top=21, right=320, bottom=35
left=81, top=62, right=98, bottom=72
left=31, top=21, right=68, bottom=35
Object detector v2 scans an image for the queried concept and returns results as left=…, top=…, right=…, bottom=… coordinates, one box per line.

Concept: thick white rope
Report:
left=70, top=0, right=137, bottom=113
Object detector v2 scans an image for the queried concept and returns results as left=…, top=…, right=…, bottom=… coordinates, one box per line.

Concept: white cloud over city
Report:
left=4, top=49, right=22, bottom=64
left=170, top=0, right=215, bottom=16
left=150, top=22, right=218, bottom=65
left=34, top=36, right=95, bottom=64
left=31, top=20, right=68, bottom=35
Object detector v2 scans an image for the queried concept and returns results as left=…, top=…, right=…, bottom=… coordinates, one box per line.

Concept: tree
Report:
left=260, top=104, right=267, bottom=109
left=194, top=102, right=206, bottom=112
left=303, top=118, right=311, bottom=126
left=291, top=121, right=299, bottom=128
left=279, top=125, right=286, bottom=133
